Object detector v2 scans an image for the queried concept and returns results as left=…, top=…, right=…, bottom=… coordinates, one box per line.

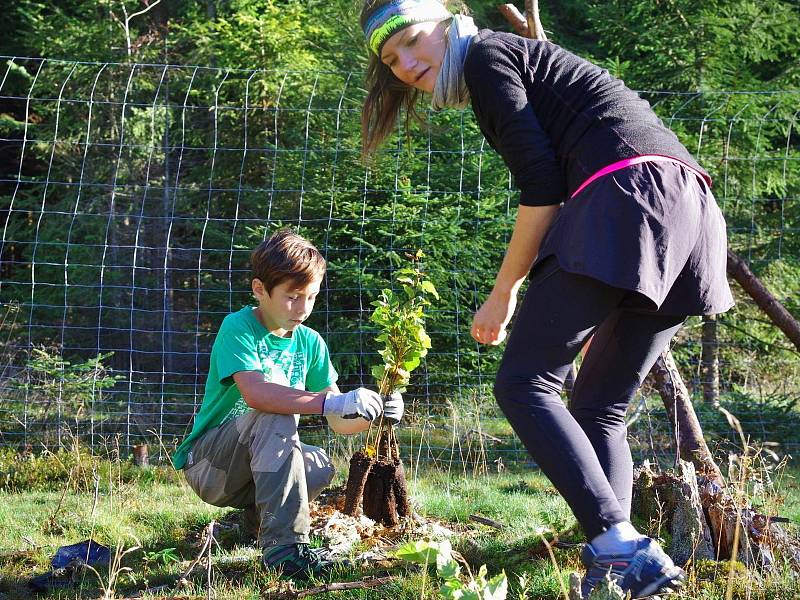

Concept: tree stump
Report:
left=632, top=461, right=800, bottom=572
left=632, top=460, right=715, bottom=565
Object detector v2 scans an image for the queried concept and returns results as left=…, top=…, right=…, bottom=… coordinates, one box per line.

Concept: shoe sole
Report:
left=633, top=569, right=686, bottom=598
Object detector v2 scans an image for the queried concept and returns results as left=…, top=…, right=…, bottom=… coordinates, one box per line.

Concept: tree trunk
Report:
left=647, top=351, right=725, bottom=487
left=727, top=249, right=800, bottom=352
left=700, top=315, right=720, bottom=405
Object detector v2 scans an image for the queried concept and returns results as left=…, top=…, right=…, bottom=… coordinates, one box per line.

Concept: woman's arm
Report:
left=471, top=203, right=559, bottom=345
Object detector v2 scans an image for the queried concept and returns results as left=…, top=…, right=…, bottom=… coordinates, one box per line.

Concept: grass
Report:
left=0, top=446, right=798, bottom=600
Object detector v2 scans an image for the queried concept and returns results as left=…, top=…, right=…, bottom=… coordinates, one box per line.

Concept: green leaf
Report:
left=483, top=571, right=508, bottom=600
left=371, top=364, right=385, bottom=381
left=434, top=539, right=454, bottom=567
left=476, top=564, right=488, bottom=583
left=438, top=558, right=460, bottom=580
left=351, top=236, right=377, bottom=251
left=395, top=540, right=439, bottom=564
left=421, top=280, right=439, bottom=299
left=402, top=356, right=421, bottom=372
left=440, top=578, right=466, bottom=599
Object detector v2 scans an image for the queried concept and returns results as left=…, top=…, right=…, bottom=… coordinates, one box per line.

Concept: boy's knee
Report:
left=303, top=446, right=336, bottom=500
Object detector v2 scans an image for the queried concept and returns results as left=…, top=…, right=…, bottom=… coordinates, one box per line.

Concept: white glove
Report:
left=322, top=388, right=383, bottom=422
left=382, top=392, right=404, bottom=425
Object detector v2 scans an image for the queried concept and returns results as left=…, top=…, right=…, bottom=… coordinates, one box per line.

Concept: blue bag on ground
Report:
left=29, top=539, right=110, bottom=592
left=52, top=539, right=110, bottom=569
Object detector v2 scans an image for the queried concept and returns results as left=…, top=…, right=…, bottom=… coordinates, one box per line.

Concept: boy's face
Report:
left=252, top=276, right=322, bottom=337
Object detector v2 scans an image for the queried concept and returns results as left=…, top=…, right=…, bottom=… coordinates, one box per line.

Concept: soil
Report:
left=363, top=460, right=398, bottom=526
left=343, top=451, right=374, bottom=516
left=342, top=451, right=412, bottom=527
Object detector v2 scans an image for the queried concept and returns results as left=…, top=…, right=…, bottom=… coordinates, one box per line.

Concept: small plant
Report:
left=14, top=347, right=123, bottom=422
left=396, top=538, right=508, bottom=600
left=85, top=536, right=141, bottom=600
left=369, top=250, right=438, bottom=461
left=370, top=250, right=438, bottom=397
left=343, top=251, right=438, bottom=525
left=142, top=546, right=180, bottom=568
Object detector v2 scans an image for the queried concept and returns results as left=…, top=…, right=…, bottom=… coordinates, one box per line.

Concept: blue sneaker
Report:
left=580, top=537, right=686, bottom=598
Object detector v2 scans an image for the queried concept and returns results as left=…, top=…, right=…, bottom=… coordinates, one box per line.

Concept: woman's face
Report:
left=380, top=20, right=447, bottom=93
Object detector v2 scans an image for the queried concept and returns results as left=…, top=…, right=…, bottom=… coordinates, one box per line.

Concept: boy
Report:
left=172, top=229, right=403, bottom=579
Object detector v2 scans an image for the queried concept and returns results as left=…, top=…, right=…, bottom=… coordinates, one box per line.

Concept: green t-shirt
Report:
left=172, top=306, right=338, bottom=469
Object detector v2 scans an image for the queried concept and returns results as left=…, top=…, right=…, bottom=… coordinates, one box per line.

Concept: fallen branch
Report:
left=172, top=520, right=216, bottom=597
left=294, top=575, right=398, bottom=598
left=497, top=4, right=529, bottom=37
left=648, top=351, right=726, bottom=487
left=726, top=249, right=800, bottom=352
left=461, top=429, right=503, bottom=444
left=469, top=514, right=506, bottom=530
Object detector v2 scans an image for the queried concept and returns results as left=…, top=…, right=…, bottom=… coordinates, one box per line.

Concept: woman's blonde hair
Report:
left=359, top=0, right=459, bottom=158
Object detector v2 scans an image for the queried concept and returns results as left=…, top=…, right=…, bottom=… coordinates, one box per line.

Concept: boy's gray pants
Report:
left=182, top=410, right=335, bottom=549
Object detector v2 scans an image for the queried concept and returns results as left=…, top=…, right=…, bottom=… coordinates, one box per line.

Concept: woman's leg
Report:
left=493, top=257, right=682, bottom=539
left=569, top=309, right=684, bottom=519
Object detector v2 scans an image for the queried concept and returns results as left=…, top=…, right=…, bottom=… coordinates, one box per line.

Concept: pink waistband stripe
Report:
left=570, top=154, right=711, bottom=200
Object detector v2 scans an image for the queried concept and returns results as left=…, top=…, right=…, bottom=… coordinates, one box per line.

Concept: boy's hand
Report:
left=323, top=388, right=383, bottom=422
left=382, top=392, right=404, bottom=425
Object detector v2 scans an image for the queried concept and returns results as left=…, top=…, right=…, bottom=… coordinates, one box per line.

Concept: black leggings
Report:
left=494, top=257, right=685, bottom=539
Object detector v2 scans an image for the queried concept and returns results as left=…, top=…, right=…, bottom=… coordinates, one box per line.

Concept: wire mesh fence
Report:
left=1, top=57, right=798, bottom=465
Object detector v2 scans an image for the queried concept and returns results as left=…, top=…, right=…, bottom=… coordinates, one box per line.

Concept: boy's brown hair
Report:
left=250, top=229, right=326, bottom=294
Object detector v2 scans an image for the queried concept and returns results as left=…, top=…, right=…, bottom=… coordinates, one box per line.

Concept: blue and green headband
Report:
left=363, top=0, right=451, bottom=56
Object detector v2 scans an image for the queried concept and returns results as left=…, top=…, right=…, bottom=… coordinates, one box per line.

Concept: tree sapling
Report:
left=343, top=251, right=438, bottom=525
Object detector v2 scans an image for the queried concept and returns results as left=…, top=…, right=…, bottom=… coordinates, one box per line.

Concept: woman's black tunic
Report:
left=463, top=30, right=734, bottom=315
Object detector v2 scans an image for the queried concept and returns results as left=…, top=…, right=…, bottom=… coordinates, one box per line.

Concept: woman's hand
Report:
left=469, top=204, right=560, bottom=346
left=471, top=288, right=517, bottom=345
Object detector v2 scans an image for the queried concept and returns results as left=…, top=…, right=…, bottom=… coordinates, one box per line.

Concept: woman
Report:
left=359, top=0, right=733, bottom=597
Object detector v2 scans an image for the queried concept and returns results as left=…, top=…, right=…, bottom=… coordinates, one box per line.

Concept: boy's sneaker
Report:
left=263, top=543, right=335, bottom=580
left=580, top=537, right=686, bottom=599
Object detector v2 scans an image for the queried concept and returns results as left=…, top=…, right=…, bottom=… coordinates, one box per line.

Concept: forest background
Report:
left=0, top=0, right=799, bottom=461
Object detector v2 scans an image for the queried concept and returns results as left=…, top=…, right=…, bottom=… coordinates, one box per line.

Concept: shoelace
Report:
left=298, top=545, right=315, bottom=562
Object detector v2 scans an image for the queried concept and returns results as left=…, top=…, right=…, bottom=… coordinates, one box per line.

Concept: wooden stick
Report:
left=171, top=520, right=216, bottom=597
left=648, top=351, right=726, bottom=486
left=461, top=429, right=503, bottom=444
left=524, top=0, right=547, bottom=41
left=727, top=249, right=800, bottom=352
left=469, top=514, right=506, bottom=529
left=295, top=575, right=398, bottom=598
left=497, top=4, right=529, bottom=37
